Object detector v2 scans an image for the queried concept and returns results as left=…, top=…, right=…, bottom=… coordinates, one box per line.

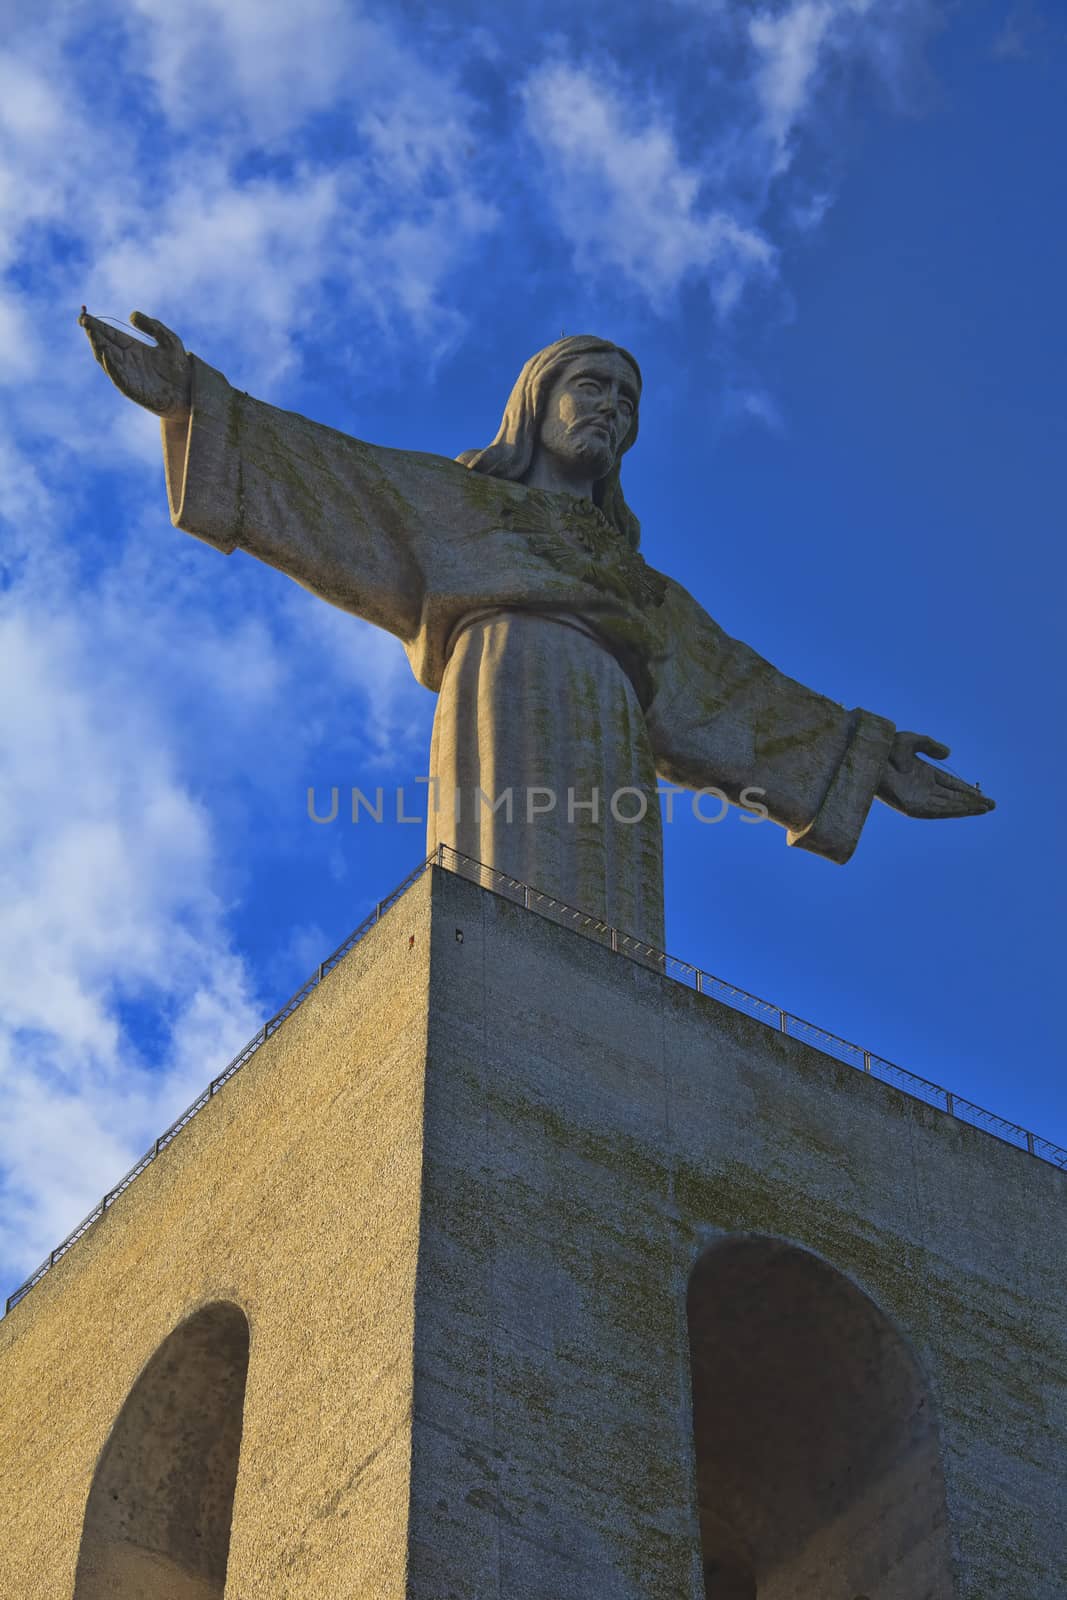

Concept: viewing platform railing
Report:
left=5, top=845, right=1064, bottom=1317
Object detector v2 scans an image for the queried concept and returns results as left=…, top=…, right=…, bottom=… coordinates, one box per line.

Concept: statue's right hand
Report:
left=79, top=308, right=191, bottom=419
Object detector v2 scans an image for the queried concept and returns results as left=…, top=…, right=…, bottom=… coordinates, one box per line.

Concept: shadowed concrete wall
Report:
left=73, top=1301, right=249, bottom=1599
left=1, top=867, right=1064, bottom=1598
left=410, top=869, right=1066, bottom=1599
left=688, top=1237, right=951, bottom=1598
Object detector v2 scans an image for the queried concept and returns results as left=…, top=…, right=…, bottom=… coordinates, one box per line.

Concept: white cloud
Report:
left=747, top=0, right=938, bottom=178
left=727, top=385, right=786, bottom=431
left=280, top=589, right=433, bottom=763
left=127, top=0, right=387, bottom=144
left=0, top=437, right=53, bottom=537
left=519, top=1, right=936, bottom=320
left=0, top=591, right=264, bottom=1279
left=0, top=2, right=497, bottom=404
left=521, top=63, right=775, bottom=313
left=790, top=189, right=835, bottom=231
left=87, top=166, right=346, bottom=385
left=0, top=53, right=85, bottom=269
left=749, top=1, right=836, bottom=175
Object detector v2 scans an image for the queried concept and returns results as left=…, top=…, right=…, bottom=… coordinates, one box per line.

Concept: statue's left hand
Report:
left=79, top=308, right=191, bottom=418
left=877, top=732, right=995, bottom=819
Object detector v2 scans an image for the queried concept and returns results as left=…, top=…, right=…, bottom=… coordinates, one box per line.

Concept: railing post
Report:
left=863, top=1051, right=872, bottom=1073
left=610, top=927, right=618, bottom=953
left=523, top=884, right=530, bottom=909
left=1026, top=1130, right=1035, bottom=1155
left=945, top=1091, right=955, bottom=1117
left=436, top=842, right=445, bottom=867
left=779, top=1010, right=788, bottom=1033
left=696, top=970, right=703, bottom=995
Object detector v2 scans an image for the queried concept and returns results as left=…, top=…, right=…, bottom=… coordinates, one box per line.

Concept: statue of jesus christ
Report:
left=80, top=310, right=993, bottom=947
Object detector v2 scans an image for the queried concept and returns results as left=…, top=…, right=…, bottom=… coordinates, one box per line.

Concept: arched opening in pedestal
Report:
left=73, top=1301, right=250, bottom=1600
left=687, top=1236, right=953, bottom=1600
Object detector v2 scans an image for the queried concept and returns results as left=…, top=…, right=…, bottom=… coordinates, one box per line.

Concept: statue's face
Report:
left=536, top=350, right=639, bottom=483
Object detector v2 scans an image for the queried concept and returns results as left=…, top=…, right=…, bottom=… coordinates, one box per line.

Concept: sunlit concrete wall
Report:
left=1, top=865, right=1064, bottom=1599
left=0, top=872, right=437, bottom=1600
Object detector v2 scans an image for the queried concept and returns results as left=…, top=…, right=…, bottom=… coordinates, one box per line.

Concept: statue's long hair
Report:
left=456, top=335, right=643, bottom=550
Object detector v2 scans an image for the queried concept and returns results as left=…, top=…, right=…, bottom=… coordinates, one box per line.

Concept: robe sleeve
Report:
left=646, top=579, right=895, bottom=865
left=160, top=355, right=470, bottom=643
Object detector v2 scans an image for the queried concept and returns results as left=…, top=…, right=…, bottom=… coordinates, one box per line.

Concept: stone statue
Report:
left=79, top=310, right=993, bottom=947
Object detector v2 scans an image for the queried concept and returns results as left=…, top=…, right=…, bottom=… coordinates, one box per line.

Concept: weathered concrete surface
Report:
left=687, top=1235, right=951, bottom=1598
left=0, top=874, right=436, bottom=1600
left=2, top=867, right=1064, bottom=1598
left=413, top=870, right=1066, bottom=1599
left=73, top=1301, right=250, bottom=1597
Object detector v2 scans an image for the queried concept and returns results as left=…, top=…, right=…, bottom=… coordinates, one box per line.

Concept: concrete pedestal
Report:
left=1, top=867, right=1064, bottom=1598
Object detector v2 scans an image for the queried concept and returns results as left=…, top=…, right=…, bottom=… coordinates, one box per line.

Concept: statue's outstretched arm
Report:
left=79, top=307, right=434, bottom=643
left=647, top=577, right=992, bottom=864
left=80, top=310, right=190, bottom=419
left=878, top=732, right=994, bottom=819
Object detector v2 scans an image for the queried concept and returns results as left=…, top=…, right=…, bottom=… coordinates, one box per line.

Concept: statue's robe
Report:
left=161, top=357, right=896, bottom=947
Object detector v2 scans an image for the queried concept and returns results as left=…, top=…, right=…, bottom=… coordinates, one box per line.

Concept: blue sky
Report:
left=1, top=0, right=1064, bottom=1303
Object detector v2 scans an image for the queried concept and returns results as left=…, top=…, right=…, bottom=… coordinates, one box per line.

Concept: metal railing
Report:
left=4, top=847, right=1064, bottom=1316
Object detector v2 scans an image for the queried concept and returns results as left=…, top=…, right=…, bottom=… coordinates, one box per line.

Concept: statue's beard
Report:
left=558, top=422, right=616, bottom=480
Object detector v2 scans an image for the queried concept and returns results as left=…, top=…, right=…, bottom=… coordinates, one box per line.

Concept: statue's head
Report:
left=457, top=335, right=643, bottom=550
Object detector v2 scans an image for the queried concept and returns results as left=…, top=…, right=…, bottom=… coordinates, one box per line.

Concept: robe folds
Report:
left=161, top=356, right=896, bottom=947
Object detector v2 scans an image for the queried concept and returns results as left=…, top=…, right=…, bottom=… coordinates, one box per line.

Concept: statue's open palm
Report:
left=879, top=732, right=995, bottom=819
left=79, top=309, right=190, bottom=418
